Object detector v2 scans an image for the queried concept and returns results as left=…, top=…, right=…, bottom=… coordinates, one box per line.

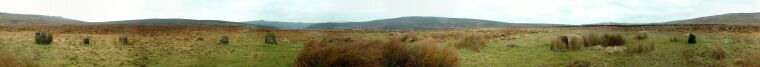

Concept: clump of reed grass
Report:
left=294, top=35, right=458, bottom=67
left=454, top=34, right=486, bottom=52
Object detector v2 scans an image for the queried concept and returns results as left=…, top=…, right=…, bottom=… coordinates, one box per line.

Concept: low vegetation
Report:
left=709, top=44, right=726, bottom=60
left=294, top=36, right=458, bottom=67
left=551, top=32, right=626, bottom=51
left=738, top=51, right=760, bottom=67
left=601, top=33, right=625, bottom=46
left=454, top=34, right=486, bottom=52
left=670, top=36, right=680, bottom=42
left=634, top=32, right=648, bottom=40
left=550, top=35, right=586, bottom=51
left=2, top=23, right=759, bottom=66
left=549, top=35, right=570, bottom=51
left=627, top=42, right=655, bottom=53
left=0, top=53, right=32, bottom=67
left=567, top=60, right=590, bottom=67
left=582, top=32, right=602, bottom=46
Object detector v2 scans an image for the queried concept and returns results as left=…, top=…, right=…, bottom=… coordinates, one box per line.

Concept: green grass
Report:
left=139, top=30, right=756, bottom=67
left=456, top=30, right=755, bottom=66
left=2, top=30, right=758, bottom=66
left=146, top=36, right=304, bottom=67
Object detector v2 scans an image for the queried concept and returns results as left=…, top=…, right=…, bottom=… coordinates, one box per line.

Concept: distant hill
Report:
left=306, top=16, right=513, bottom=30
left=584, top=22, right=651, bottom=25
left=245, top=20, right=315, bottom=29
left=101, top=19, right=277, bottom=29
left=0, top=12, right=85, bottom=24
left=662, top=12, right=760, bottom=25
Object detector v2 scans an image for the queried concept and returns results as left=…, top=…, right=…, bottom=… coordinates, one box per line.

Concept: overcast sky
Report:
left=0, top=0, right=758, bottom=24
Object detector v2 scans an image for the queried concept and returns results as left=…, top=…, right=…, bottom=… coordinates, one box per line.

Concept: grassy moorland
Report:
left=1, top=25, right=760, bottom=67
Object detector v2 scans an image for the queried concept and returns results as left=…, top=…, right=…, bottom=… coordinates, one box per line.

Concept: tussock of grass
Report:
left=550, top=35, right=569, bottom=51
left=569, top=36, right=586, bottom=49
left=454, top=34, right=486, bottom=52
left=582, top=32, right=602, bottom=46
left=550, top=35, right=585, bottom=51
left=709, top=44, right=725, bottom=60
left=601, top=33, right=625, bottom=46
left=295, top=35, right=458, bottom=67
left=669, top=36, right=680, bottom=42
left=567, top=60, right=590, bottom=67
left=627, top=42, right=654, bottom=53
left=634, top=32, right=648, bottom=40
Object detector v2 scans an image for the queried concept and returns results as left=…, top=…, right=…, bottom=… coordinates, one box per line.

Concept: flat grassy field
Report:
left=1, top=26, right=760, bottom=67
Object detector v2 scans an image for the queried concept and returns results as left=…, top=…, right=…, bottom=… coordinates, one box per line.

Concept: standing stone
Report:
left=35, top=30, right=53, bottom=45
left=688, top=33, right=697, bottom=44
left=219, top=36, right=229, bottom=45
left=264, top=32, right=277, bottom=44
left=83, top=36, right=90, bottom=45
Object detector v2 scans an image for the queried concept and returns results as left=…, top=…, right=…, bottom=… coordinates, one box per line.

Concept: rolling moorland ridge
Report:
left=1, top=12, right=760, bottom=67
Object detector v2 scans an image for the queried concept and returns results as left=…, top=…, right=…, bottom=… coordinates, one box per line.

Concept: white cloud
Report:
left=0, top=0, right=757, bottom=24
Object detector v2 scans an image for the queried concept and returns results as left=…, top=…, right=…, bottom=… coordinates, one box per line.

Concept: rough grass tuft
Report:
left=580, top=32, right=625, bottom=47
left=550, top=35, right=569, bottom=51
left=567, top=60, right=590, bottom=67
left=669, top=36, right=680, bottom=42
left=550, top=35, right=585, bottom=51
left=295, top=36, right=458, bottom=67
left=602, top=33, right=625, bottom=46
left=709, top=44, right=726, bottom=60
left=634, top=32, right=648, bottom=40
left=454, top=34, right=486, bottom=52
left=627, top=42, right=655, bottom=53
left=582, top=32, right=602, bottom=46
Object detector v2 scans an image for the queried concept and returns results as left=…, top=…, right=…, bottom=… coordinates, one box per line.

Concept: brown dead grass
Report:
left=567, top=60, right=590, bottom=67
left=709, top=44, right=726, bottom=60
left=670, top=36, right=680, bottom=42
left=738, top=51, right=760, bottom=67
left=627, top=42, right=655, bottom=53
left=569, top=36, right=586, bottom=49
left=550, top=35, right=586, bottom=51
left=295, top=35, right=458, bottom=67
left=550, top=36, right=569, bottom=51
left=582, top=32, right=603, bottom=46
left=454, top=34, right=486, bottom=52
left=634, top=32, right=648, bottom=40
left=0, top=53, right=33, bottom=67
left=602, top=33, right=625, bottom=46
